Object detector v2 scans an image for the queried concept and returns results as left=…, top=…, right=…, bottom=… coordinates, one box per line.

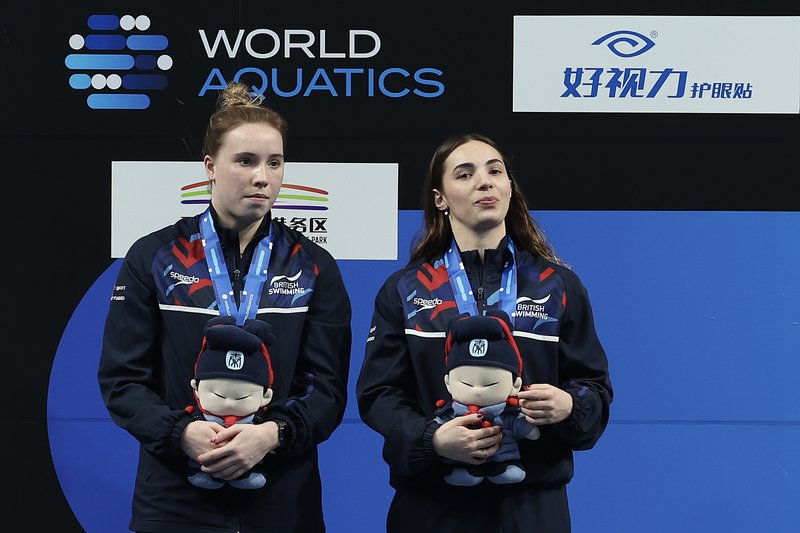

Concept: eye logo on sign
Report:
left=66, top=14, right=172, bottom=110
left=591, top=30, right=656, bottom=58
left=180, top=181, right=329, bottom=211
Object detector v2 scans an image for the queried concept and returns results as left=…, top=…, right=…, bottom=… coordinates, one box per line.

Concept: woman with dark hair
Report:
left=98, top=81, right=351, bottom=532
left=411, top=133, right=560, bottom=264
left=357, top=133, right=612, bottom=532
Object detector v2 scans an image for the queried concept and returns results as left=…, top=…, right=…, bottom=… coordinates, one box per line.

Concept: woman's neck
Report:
left=211, top=203, right=263, bottom=255
left=236, top=222, right=262, bottom=255
left=451, top=223, right=506, bottom=261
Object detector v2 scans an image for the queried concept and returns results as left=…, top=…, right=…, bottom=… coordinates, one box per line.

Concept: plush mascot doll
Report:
left=435, top=309, right=540, bottom=486
left=185, top=316, right=275, bottom=489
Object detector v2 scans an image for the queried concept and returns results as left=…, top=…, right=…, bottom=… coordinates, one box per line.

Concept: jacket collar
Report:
left=208, top=206, right=272, bottom=250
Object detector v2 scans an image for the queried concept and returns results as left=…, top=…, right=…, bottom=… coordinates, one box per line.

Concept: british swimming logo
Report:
left=66, top=14, right=172, bottom=109
left=269, top=270, right=312, bottom=304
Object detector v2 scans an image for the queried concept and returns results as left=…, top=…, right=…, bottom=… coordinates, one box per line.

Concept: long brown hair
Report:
left=410, top=133, right=561, bottom=265
left=202, top=82, right=288, bottom=157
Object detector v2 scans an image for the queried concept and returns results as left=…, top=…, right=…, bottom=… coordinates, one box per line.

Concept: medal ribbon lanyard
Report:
left=199, top=208, right=273, bottom=325
left=443, top=237, right=518, bottom=322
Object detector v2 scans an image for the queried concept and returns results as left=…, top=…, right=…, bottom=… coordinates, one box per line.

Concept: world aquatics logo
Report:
left=180, top=181, right=329, bottom=211
left=66, top=14, right=172, bottom=110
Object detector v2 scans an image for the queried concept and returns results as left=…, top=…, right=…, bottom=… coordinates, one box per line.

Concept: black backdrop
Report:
left=3, top=2, right=797, bottom=530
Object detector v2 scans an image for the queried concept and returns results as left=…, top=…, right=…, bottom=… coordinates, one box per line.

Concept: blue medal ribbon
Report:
left=199, top=207, right=273, bottom=325
left=443, top=237, right=518, bottom=322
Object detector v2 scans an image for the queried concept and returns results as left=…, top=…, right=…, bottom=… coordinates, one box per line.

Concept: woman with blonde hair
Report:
left=99, top=82, right=351, bottom=532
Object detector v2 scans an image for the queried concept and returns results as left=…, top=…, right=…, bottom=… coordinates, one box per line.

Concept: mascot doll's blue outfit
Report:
left=186, top=316, right=276, bottom=490
left=434, top=311, right=540, bottom=486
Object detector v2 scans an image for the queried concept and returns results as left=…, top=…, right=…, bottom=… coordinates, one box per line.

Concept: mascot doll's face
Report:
left=192, top=377, right=273, bottom=417
left=444, top=365, right=522, bottom=407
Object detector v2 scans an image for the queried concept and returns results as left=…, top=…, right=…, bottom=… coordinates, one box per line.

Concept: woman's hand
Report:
left=180, top=420, right=224, bottom=460
left=195, top=423, right=279, bottom=481
left=432, top=413, right=503, bottom=465
left=518, top=384, right=573, bottom=425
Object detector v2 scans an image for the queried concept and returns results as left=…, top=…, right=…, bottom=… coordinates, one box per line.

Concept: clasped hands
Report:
left=180, top=420, right=281, bottom=481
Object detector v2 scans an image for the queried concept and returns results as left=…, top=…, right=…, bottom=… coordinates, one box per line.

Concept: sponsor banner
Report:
left=111, top=161, right=398, bottom=260
left=513, top=16, right=800, bottom=113
left=66, top=11, right=446, bottom=111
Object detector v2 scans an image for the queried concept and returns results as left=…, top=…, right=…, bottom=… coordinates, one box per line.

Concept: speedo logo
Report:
left=169, top=271, right=201, bottom=284
left=412, top=297, right=443, bottom=311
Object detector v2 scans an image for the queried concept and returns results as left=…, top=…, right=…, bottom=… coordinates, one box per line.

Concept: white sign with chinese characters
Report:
left=111, top=161, right=398, bottom=260
left=513, top=16, right=800, bottom=113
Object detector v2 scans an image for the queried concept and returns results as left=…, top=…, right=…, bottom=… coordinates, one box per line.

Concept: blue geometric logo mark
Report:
left=66, top=14, right=172, bottom=110
left=591, top=30, right=656, bottom=58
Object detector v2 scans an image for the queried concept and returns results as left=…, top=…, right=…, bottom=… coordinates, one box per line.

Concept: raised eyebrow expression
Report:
left=451, top=158, right=505, bottom=176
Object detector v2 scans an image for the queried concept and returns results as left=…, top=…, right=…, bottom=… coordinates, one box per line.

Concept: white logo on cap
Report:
left=469, top=339, right=488, bottom=357
left=226, top=350, right=244, bottom=370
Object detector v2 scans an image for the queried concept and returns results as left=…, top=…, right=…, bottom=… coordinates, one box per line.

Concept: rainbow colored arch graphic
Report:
left=180, top=181, right=329, bottom=211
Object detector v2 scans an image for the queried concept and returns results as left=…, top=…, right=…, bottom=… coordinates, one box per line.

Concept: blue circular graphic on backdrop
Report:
left=47, top=260, right=137, bottom=533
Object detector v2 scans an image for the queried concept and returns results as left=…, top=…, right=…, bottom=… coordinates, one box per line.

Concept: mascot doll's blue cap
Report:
left=444, top=310, right=523, bottom=378
left=194, top=316, right=275, bottom=387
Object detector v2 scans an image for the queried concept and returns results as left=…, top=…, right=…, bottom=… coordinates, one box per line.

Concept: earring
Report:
left=442, top=208, right=449, bottom=217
